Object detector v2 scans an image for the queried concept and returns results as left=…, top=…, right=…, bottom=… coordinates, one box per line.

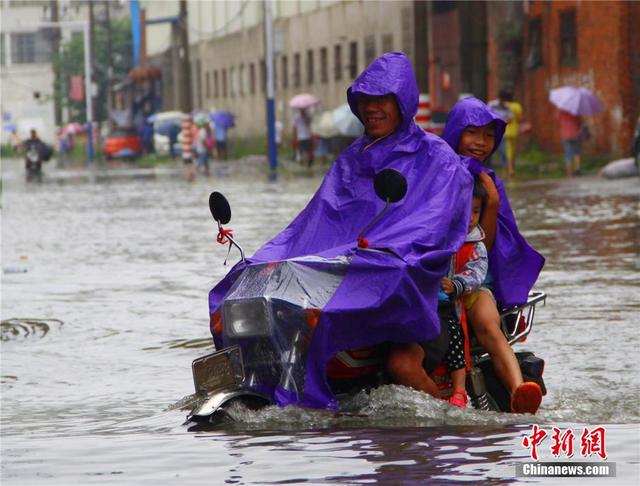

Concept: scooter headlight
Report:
left=222, top=298, right=272, bottom=338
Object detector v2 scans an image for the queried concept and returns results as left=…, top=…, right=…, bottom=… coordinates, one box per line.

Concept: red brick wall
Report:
left=519, top=0, right=638, bottom=157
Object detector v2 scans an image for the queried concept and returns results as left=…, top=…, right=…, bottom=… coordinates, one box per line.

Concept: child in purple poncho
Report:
left=441, top=97, right=545, bottom=414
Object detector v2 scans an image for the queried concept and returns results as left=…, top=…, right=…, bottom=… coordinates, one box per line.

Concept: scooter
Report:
left=25, top=145, right=43, bottom=183
left=187, top=170, right=547, bottom=425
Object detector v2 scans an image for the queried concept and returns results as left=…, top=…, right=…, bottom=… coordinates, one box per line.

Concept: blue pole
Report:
left=130, top=0, right=141, bottom=66
left=87, top=121, right=94, bottom=166
left=266, top=99, right=277, bottom=180
left=264, top=0, right=277, bottom=181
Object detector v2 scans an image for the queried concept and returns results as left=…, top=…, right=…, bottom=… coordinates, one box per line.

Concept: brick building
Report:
left=433, top=0, right=639, bottom=159
left=144, top=0, right=638, bottom=159
left=489, top=0, right=640, bottom=158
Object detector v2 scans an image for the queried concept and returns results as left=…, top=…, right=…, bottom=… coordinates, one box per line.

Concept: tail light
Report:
left=305, top=308, right=321, bottom=329
left=209, top=311, right=222, bottom=336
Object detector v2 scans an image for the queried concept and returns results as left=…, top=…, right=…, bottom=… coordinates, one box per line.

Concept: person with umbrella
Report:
left=289, top=94, right=320, bottom=167
left=550, top=86, right=604, bottom=176
left=211, top=111, right=235, bottom=160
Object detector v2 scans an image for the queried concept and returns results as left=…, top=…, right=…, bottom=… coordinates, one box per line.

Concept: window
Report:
left=230, top=66, right=236, bottom=97
left=306, top=49, right=314, bottom=85
left=239, top=64, right=245, bottom=96
left=348, top=41, right=358, bottom=79
left=11, top=32, right=51, bottom=64
left=293, top=52, right=301, bottom=87
left=222, top=68, right=228, bottom=98
left=559, top=9, right=577, bottom=66
left=260, top=59, right=266, bottom=93
left=364, top=35, right=376, bottom=66
left=214, top=70, right=219, bottom=98
left=526, top=17, right=543, bottom=69
left=205, top=71, right=211, bottom=98
left=320, top=47, right=328, bottom=83
left=382, top=33, right=394, bottom=53
left=249, top=62, right=256, bottom=94
left=334, top=44, right=342, bottom=81
left=1, top=34, right=5, bottom=66
left=281, top=55, right=288, bottom=89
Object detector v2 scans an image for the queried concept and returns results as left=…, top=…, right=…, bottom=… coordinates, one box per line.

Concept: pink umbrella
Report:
left=549, top=86, right=604, bottom=116
left=289, top=93, right=320, bottom=109
left=62, top=123, right=84, bottom=136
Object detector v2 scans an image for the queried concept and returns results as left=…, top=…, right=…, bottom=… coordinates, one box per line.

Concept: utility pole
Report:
left=264, top=0, right=277, bottom=180
left=179, top=0, right=192, bottom=113
left=50, top=0, right=62, bottom=126
left=105, top=0, right=113, bottom=113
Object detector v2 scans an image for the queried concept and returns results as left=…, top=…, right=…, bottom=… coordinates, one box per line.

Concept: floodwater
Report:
left=2, top=159, right=639, bottom=485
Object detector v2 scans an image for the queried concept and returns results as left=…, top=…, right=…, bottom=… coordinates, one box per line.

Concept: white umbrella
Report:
left=332, top=104, right=364, bottom=137
left=312, top=111, right=339, bottom=138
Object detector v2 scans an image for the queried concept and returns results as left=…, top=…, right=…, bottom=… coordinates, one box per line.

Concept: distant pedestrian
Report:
left=557, top=109, right=583, bottom=176
left=214, top=122, right=228, bottom=160
left=195, top=119, right=210, bottom=176
left=488, top=91, right=513, bottom=174
left=504, top=92, right=523, bottom=178
left=10, top=129, right=21, bottom=154
left=293, top=108, right=313, bottom=167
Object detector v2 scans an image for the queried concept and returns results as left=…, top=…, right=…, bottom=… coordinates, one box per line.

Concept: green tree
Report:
left=54, top=17, right=133, bottom=123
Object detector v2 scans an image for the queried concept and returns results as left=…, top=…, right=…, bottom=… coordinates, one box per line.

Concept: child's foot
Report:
left=511, top=382, right=542, bottom=414
left=448, top=389, right=468, bottom=408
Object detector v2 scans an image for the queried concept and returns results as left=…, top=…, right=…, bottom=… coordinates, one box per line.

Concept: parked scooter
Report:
left=187, top=171, right=546, bottom=425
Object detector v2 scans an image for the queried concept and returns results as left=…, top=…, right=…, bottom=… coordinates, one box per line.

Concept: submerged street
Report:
left=2, top=158, right=639, bottom=484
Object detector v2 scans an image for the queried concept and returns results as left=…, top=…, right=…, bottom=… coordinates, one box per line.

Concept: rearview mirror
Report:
left=374, top=169, right=407, bottom=203
left=209, top=192, right=231, bottom=224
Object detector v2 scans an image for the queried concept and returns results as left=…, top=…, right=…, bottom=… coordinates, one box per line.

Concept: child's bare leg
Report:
left=469, top=292, right=523, bottom=395
left=388, top=343, right=441, bottom=398
left=450, top=368, right=466, bottom=392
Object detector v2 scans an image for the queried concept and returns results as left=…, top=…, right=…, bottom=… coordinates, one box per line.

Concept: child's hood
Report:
left=441, top=97, right=507, bottom=157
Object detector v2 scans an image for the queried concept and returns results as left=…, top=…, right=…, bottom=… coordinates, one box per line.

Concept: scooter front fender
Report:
left=188, top=386, right=271, bottom=422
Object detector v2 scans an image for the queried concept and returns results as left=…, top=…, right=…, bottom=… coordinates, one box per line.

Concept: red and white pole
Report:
left=415, top=93, right=432, bottom=132
left=181, top=116, right=193, bottom=161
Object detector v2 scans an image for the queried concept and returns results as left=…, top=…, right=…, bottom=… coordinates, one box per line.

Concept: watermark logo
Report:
left=522, top=425, right=607, bottom=461
left=518, top=425, right=613, bottom=478
left=516, top=462, right=616, bottom=478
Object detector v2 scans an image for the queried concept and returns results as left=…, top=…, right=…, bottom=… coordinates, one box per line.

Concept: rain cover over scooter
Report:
left=209, top=52, right=473, bottom=410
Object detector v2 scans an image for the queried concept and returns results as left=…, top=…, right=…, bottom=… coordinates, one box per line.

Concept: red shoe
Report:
left=448, top=389, right=468, bottom=408
left=511, top=382, right=542, bottom=414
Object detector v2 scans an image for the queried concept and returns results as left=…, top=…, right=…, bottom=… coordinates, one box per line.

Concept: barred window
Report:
left=320, top=47, right=328, bottom=83
left=334, top=44, right=342, bottom=81
left=526, top=17, right=543, bottom=69
left=559, top=9, right=577, bottom=66
left=282, top=55, right=288, bottom=89
left=348, top=41, right=358, bottom=79
left=249, top=62, right=256, bottom=95
left=293, top=52, right=301, bottom=87
left=307, top=49, right=314, bottom=85
left=382, top=33, right=394, bottom=53
left=364, top=35, right=376, bottom=65
left=11, top=32, right=51, bottom=64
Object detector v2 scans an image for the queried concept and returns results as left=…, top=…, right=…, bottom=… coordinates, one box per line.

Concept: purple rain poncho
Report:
left=441, top=96, right=545, bottom=308
left=209, top=52, right=472, bottom=410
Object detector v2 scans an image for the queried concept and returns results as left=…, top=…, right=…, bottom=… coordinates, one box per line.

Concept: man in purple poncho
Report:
left=440, top=96, right=546, bottom=414
left=208, top=52, right=472, bottom=410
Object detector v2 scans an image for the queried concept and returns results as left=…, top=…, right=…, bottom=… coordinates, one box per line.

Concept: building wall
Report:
left=521, top=0, right=639, bottom=157
left=183, top=0, right=415, bottom=137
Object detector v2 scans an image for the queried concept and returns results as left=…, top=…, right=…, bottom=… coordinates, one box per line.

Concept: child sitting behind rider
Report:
left=439, top=176, right=489, bottom=408
left=445, top=98, right=543, bottom=414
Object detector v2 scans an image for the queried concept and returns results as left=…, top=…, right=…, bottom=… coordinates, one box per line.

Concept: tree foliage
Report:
left=54, top=17, right=133, bottom=123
